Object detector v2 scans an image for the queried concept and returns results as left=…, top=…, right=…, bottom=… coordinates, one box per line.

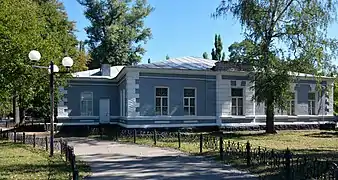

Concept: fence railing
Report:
left=113, top=129, right=338, bottom=180
left=0, top=130, right=79, bottom=180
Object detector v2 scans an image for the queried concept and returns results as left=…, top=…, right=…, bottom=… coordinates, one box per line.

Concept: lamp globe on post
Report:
left=28, top=50, right=41, bottom=61
left=62, top=57, right=74, bottom=70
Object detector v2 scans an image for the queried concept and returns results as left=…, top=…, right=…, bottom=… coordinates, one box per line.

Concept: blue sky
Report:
left=61, top=0, right=338, bottom=64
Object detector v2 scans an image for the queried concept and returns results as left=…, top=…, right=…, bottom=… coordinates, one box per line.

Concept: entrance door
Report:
left=99, top=99, right=110, bottom=124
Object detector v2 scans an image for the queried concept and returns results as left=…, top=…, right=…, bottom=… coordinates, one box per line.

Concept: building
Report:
left=56, top=57, right=335, bottom=128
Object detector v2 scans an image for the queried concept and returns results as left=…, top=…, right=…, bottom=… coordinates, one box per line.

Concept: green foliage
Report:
left=0, top=0, right=79, bottom=120
left=211, top=34, right=224, bottom=61
left=214, top=0, right=338, bottom=133
left=78, top=0, right=154, bottom=68
left=202, top=52, right=209, bottom=59
left=166, top=55, right=170, bottom=60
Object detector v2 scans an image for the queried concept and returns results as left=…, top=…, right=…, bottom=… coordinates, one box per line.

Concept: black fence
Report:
left=0, top=130, right=79, bottom=180
left=111, top=129, right=338, bottom=180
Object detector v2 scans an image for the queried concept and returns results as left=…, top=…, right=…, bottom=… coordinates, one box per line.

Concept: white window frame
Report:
left=183, top=87, right=197, bottom=116
left=308, top=92, right=316, bottom=115
left=231, top=88, right=244, bottom=116
left=155, top=86, right=169, bottom=116
left=80, top=91, right=93, bottom=116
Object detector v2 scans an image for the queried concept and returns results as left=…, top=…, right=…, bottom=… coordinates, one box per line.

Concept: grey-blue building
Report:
left=57, top=57, right=335, bottom=128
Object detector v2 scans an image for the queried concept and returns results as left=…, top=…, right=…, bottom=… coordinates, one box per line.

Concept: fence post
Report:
left=153, top=129, right=157, bottom=145
left=284, top=148, right=292, bottom=180
left=178, top=130, right=181, bottom=149
left=0, top=129, right=2, bottom=139
left=45, top=136, right=48, bottom=151
left=199, top=133, right=203, bottom=154
left=246, top=141, right=251, bottom=166
left=60, top=138, right=63, bottom=154
left=14, top=130, right=17, bottom=143
left=33, top=134, right=36, bottom=147
left=133, top=129, right=136, bottom=143
left=219, top=136, right=224, bottom=160
left=22, top=132, right=25, bottom=144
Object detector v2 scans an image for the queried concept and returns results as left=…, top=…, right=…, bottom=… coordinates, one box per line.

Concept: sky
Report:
left=61, top=0, right=338, bottom=64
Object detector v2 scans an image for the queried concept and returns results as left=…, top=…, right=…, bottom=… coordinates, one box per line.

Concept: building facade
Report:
left=57, top=57, right=335, bottom=128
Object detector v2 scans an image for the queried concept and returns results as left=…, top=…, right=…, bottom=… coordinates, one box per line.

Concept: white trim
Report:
left=184, top=120, right=198, bottom=123
left=57, top=116, right=99, bottom=120
left=222, top=121, right=334, bottom=127
left=139, top=75, right=216, bottom=81
left=126, top=116, right=216, bottom=120
left=70, top=83, right=117, bottom=86
left=183, top=87, right=197, bottom=116
left=154, top=86, right=169, bottom=116
left=154, top=121, right=170, bottom=124
left=121, top=123, right=218, bottom=128
left=231, top=88, right=244, bottom=116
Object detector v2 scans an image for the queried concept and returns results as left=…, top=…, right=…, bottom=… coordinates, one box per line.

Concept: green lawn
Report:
left=0, top=141, right=90, bottom=180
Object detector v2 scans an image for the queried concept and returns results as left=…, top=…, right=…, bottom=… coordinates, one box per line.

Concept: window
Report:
left=308, top=92, right=316, bottom=115
left=184, top=88, right=196, bottom=115
left=231, top=81, right=236, bottom=86
left=155, top=87, right=169, bottom=115
left=241, top=81, right=246, bottom=86
left=231, top=88, right=243, bottom=115
left=287, top=93, right=295, bottom=115
left=80, top=92, right=93, bottom=116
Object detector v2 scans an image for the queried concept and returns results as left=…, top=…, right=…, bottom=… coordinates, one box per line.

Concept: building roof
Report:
left=135, top=56, right=217, bottom=70
left=72, top=65, right=124, bottom=79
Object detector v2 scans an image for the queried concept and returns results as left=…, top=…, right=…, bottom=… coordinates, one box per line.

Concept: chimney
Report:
left=101, top=64, right=111, bottom=76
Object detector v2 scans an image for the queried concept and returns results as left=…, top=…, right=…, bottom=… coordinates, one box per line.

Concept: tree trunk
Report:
left=12, top=92, right=20, bottom=125
left=19, top=95, right=26, bottom=124
left=265, top=98, right=276, bottom=134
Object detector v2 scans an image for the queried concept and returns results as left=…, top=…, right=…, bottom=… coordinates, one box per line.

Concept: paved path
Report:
left=68, top=138, right=258, bottom=180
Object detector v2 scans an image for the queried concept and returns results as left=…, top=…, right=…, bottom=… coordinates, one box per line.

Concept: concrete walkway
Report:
left=68, top=138, right=258, bottom=180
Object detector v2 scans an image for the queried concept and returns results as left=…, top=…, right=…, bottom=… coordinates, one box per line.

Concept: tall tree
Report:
left=78, top=0, right=154, bottom=69
left=211, top=34, right=225, bottom=61
left=0, top=0, right=78, bottom=123
left=202, top=52, right=209, bottom=59
left=214, top=0, right=338, bottom=133
left=166, top=55, right=170, bottom=60
left=228, top=39, right=258, bottom=64
left=73, top=41, right=90, bottom=71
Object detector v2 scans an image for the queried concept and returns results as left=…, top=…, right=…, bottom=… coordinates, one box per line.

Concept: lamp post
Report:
left=28, top=50, right=73, bottom=157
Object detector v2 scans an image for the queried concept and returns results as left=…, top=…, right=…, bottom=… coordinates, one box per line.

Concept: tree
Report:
left=0, top=0, right=78, bottom=123
left=211, top=34, right=226, bottom=61
left=202, top=52, right=209, bottom=59
left=166, top=55, right=170, bottom=60
left=228, top=39, right=258, bottom=64
left=214, top=0, right=338, bottom=133
left=73, top=41, right=90, bottom=71
left=78, top=0, right=154, bottom=69
left=148, top=58, right=151, bottom=63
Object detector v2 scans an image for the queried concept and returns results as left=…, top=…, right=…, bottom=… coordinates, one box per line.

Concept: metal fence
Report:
left=112, top=129, right=338, bottom=180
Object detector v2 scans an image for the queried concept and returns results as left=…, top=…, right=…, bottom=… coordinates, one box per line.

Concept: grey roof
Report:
left=135, top=56, right=217, bottom=70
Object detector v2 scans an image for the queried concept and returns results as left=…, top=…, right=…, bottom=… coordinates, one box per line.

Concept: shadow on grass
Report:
left=303, top=131, right=338, bottom=138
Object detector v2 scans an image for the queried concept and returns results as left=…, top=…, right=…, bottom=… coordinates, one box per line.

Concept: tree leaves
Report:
left=79, top=0, right=153, bottom=68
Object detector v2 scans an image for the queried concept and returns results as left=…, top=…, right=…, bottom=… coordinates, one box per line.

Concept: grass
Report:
left=95, top=130, right=338, bottom=179
left=0, top=141, right=90, bottom=180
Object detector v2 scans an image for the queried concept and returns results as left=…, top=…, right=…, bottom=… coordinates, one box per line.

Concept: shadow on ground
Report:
left=79, top=153, right=257, bottom=180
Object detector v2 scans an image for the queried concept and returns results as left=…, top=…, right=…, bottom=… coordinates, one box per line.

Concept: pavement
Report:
left=68, top=138, right=258, bottom=180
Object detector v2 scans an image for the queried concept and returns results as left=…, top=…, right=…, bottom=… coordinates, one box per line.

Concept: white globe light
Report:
left=28, top=50, right=41, bottom=61
left=48, top=64, right=59, bottom=74
left=62, top=57, right=73, bottom=68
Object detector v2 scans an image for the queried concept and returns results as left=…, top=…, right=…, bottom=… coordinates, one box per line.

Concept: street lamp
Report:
left=28, top=50, right=73, bottom=157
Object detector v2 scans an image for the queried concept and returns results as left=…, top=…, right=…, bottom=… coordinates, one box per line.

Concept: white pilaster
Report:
left=57, top=86, right=69, bottom=117
left=126, top=70, right=140, bottom=116
left=216, top=75, right=231, bottom=118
